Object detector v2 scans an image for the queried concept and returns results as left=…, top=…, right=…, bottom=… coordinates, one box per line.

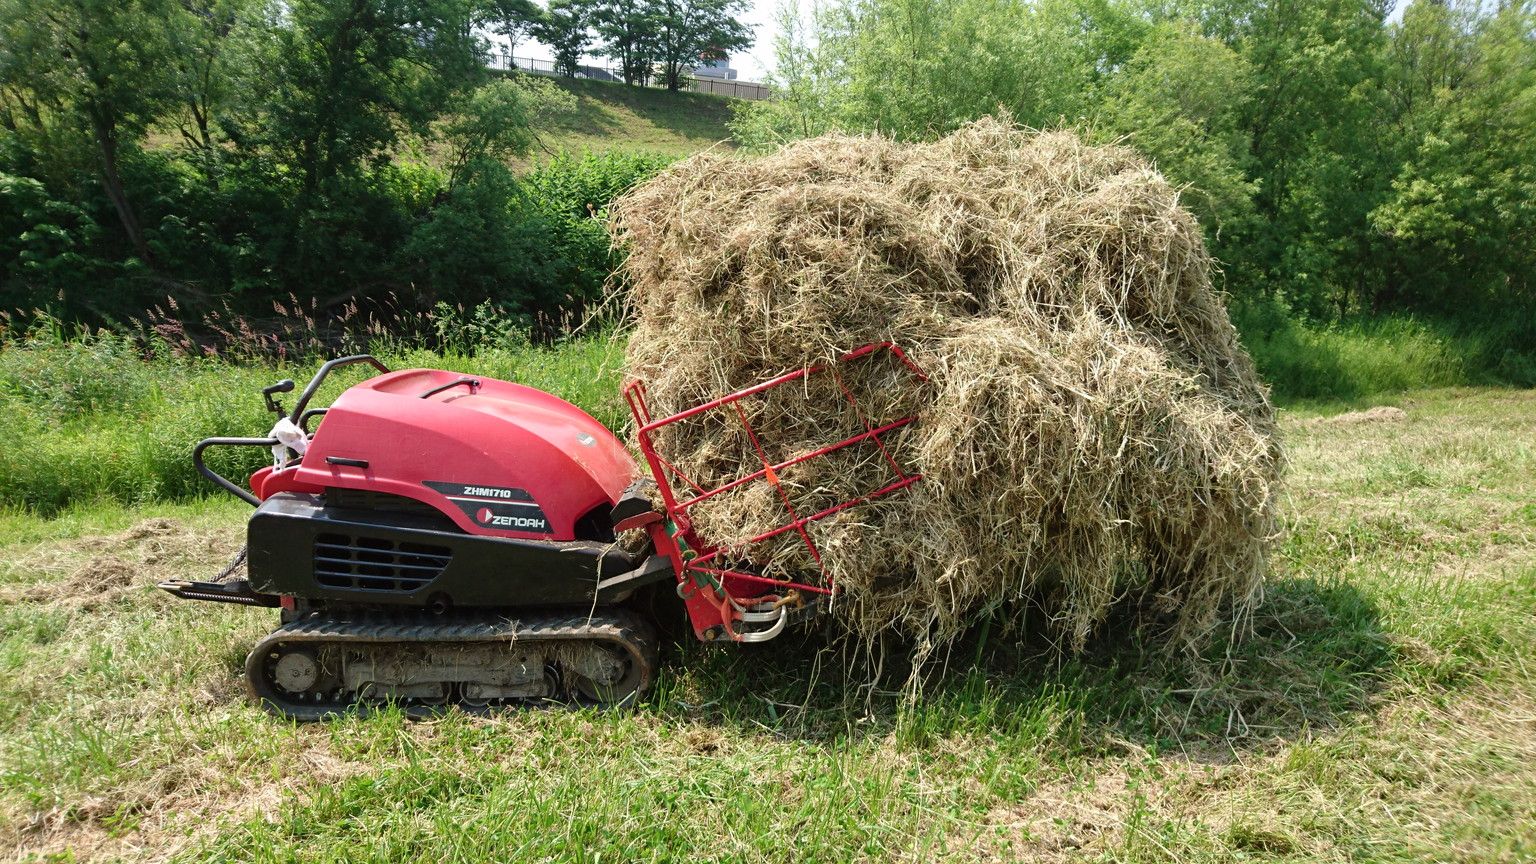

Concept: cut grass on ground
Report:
left=1, top=388, right=1534, bottom=862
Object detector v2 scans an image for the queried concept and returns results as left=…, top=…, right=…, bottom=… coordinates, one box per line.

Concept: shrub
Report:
left=1233, top=299, right=1474, bottom=402
left=518, top=152, right=674, bottom=324
left=403, top=161, right=551, bottom=316
left=1, top=136, right=670, bottom=336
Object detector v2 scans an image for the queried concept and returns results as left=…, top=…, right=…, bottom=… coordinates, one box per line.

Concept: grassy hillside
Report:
left=527, top=76, right=738, bottom=160
left=1, top=387, right=1533, bottom=860
left=146, top=76, right=738, bottom=164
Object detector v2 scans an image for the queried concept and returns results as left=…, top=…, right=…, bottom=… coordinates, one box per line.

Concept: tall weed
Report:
left=0, top=313, right=625, bottom=514
left=1, top=303, right=1528, bottom=514
left=1231, top=300, right=1533, bottom=402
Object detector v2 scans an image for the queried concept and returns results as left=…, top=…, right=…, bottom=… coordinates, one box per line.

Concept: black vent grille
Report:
left=313, top=533, right=451, bottom=592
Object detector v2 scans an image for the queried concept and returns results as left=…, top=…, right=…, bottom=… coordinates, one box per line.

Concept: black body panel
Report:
left=248, top=493, right=659, bottom=608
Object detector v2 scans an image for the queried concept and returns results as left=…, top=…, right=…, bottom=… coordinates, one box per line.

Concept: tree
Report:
left=648, top=0, right=752, bottom=91
left=1196, top=0, right=1392, bottom=315
left=1098, top=23, right=1257, bottom=232
left=166, top=0, right=273, bottom=173
left=732, top=0, right=1096, bottom=144
left=245, top=0, right=489, bottom=304
left=1369, top=0, right=1536, bottom=316
left=594, top=0, right=660, bottom=85
left=486, top=0, right=543, bottom=64
left=0, top=0, right=182, bottom=263
left=0, top=0, right=631, bottom=326
left=259, top=0, right=488, bottom=194
left=531, top=0, right=595, bottom=77
left=439, top=76, right=577, bottom=189
left=729, top=0, right=842, bottom=146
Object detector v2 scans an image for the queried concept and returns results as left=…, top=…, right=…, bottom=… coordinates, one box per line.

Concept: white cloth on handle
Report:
left=268, top=417, right=309, bottom=471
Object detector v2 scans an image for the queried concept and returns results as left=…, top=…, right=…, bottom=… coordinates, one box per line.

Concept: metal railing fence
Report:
left=488, top=52, right=773, bottom=100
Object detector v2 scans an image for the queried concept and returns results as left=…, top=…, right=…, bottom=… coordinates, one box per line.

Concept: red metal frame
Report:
left=624, top=342, right=927, bottom=641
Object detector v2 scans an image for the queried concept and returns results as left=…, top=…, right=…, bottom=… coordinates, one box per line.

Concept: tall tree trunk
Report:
left=92, top=113, right=153, bottom=264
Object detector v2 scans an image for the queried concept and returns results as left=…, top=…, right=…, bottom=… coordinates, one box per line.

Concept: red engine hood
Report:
left=290, top=368, right=637, bottom=541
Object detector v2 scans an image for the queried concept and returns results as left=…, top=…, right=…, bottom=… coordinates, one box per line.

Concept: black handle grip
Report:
left=419, top=377, right=479, bottom=399
left=262, top=379, right=295, bottom=414
left=299, top=408, right=328, bottom=434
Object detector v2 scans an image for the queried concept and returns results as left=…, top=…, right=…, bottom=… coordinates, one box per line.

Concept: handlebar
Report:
left=193, top=437, right=276, bottom=506
left=196, top=355, right=392, bottom=506
left=418, top=377, right=479, bottom=399
left=299, top=408, right=328, bottom=434
left=288, top=355, right=389, bottom=423
left=262, top=379, right=295, bottom=414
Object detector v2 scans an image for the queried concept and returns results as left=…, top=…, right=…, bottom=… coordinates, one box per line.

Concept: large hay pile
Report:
left=610, top=118, right=1282, bottom=656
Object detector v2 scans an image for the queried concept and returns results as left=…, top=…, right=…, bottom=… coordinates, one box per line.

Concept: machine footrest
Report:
left=158, top=579, right=282, bottom=607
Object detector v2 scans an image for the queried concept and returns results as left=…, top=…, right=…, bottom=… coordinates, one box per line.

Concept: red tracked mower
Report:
left=160, top=345, right=927, bottom=719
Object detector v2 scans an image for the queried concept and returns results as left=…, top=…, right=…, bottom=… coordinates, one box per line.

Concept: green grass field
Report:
left=527, top=77, right=737, bottom=162
left=1, top=379, right=1533, bottom=861
left=147, top=75, right=738, bottom=166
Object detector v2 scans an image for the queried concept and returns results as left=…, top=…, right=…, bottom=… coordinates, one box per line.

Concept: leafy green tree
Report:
left=485, top=0, right=543, bottom=63
left=728, top=1, right=841, bottom=146
left=237, top=0, right=491, bottom=307
left=647, top=0, right=752, bottom=91
left=594, top=0, right=661, bottom=84
left=1097, top=22, right=1257, bottom=231
left=406, top=151, right=668, bottom=320
left=531, top=0, right=596, bottom=77
left=259, top=0, right=487, bottom=195
left=1370, top=0, right=1536, bottom=316
left=733, top=0, right=1096, bottom=144
left=439, top=77, right=577, bottom=189
left=0, top=0, right=182, bottom=263
left=0, top=0, right=634, bottom=327
left=166, top=0, right=273, bottom=157
left=1201, top=0, right=1392, bottom=314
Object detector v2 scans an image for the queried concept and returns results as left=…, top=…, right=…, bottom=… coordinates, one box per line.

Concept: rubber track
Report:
left=246, top=608, right=658, bottom=721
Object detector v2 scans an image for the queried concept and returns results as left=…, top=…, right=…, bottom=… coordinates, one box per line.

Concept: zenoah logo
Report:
left=423, top=481, right=553, bottom=533
left=474, top=507, right=548, bottom=531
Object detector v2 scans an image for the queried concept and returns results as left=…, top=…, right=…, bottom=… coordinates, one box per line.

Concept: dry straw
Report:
left=609, top=117, right=1282, bottom=659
